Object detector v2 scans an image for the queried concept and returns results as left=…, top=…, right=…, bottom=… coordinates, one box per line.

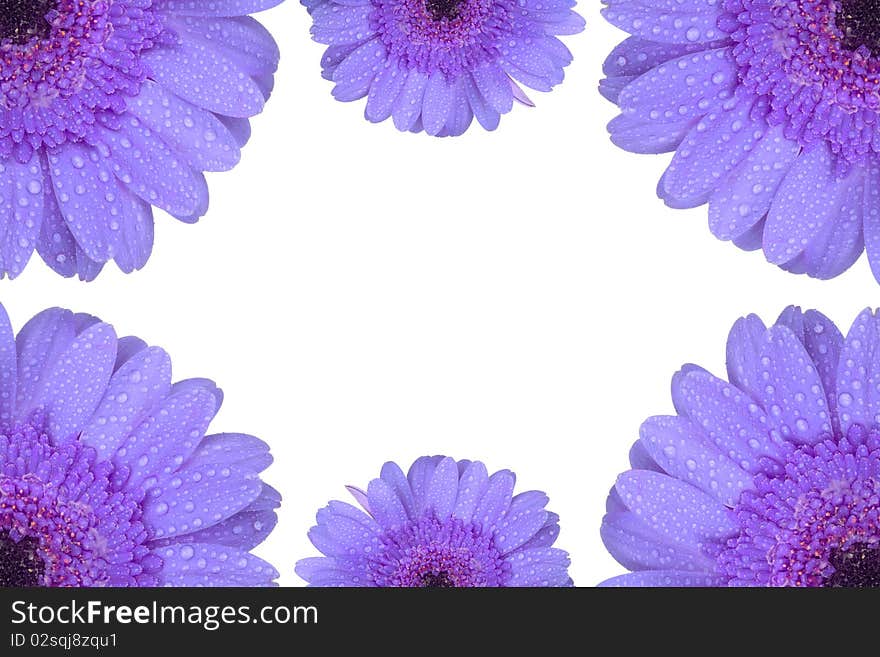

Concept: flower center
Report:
left=824, top=543, right=880, bottom=587
left=720, top=431, right=880, bottom=586
left=0, top=532, right=44, bottom=587
left=367, top=513, right=508, bottom=587
left=419, top=570, right=455, bottom=587
left=424, top=0, right=464, bottom=20
left=836, top=0, right=880, bottom=54
left=0, top=0, right=56, bottom=44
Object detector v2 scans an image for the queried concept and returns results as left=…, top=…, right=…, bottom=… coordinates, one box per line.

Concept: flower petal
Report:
left=423, top=456, right=459, bottom=517
left=765, top=142, right=865, bottom=278
left=639, top=415, right=754, bottom=505
left=0, top=151, right=43, bottom=278
left=0, top=304, right=15, bottom=423
left=153, top=543, right=278, bottom=586
left=601, top=510, right=716, bottom=571
left=505, top=547, right=570, bottom=586
left=29, top=322, right=117, bottom=443
left=452, top=460, right=490, bottom=523
left=80, top=346, right=172, bottom=460
left=615, top=470, right=738, bottom=547
left=472, top=469, right=515, bottom=532
left=128, top=80, right=242, bottom=173
left=115, top=384, right=219, bottom=492
left=672, top=367, right=783, bottom=472
left=142, top=40, right=266, bottom=117
left=154, top=0, right=284, bottom=16
left=599, top=570, right=724, bottom=587
left=367, top=477, right=410, bottom=529
left=757, top=325, right=832, bottom=443
left=836, top=309, right=880, bottom=434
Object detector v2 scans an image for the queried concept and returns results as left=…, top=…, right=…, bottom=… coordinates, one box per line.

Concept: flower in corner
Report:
left=0, top=303, right=279, bottom=586
left=601, top=307, right=880, bottom=587
left=297, top=455, right=571, bottom=586
left=0, top=0, right=283, bottom=280
left=302, top=0, right=584, bottom=136
left=601, top=0, right=880, bottom=283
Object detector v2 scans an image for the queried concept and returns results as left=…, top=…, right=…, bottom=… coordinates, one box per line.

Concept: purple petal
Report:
left=114, top=384, right=219, bottom=492
left=174, top=16, right=279, bottom=77
left=505, top=547, right=570, bottom=586
left=366, top=477, right=409, bottom=529
left=617, top=47, right=736, bottom=125
left=421, top=71, right=454, bottom=137
left=96, top=120, right=208, bottom=220
left=608, top=114, right=696, bottom=154
left=423, top=456, right=458, bottom=517
left=154, top=0, right=284, bottom=16
left=472, top=469, right=515, bottom=532
left=628, top=439, right=662, bottom=472
left=308, top=501, right=380, bottom=556
left=128, top=81, right=242, bottom=173
left=46, top=143, right=125, bottom=263
left=765, top=142, right=864, bottom=278
left=863, top=158, right=880, bottom=284
left=519, top=512, right=561, bottom=550
left=495, top=493, right=548, bottom=555
left=462, top=73, right=500, bottom=131
left=0, top=150, right=43, bottom=278
left=331, top=39, right=384, bottom=102
left=142, top=41, right=266, bottom=117
left=599, top=570, right=724, bottom=587
left=187, top=433, right=272, bottom=473
left=708, top=126, right=800, bottom=242
left=392, top=69, right=429, bottom=131
left=757, top=325, right=832, bottom=443
left=0, top=304, right=15, bottom=423
left=774, top=308, right=843, bottom=434
left=601, top=2, right=725, bottom=44
left=14, top=308, right=76, bottom=415
left=162, top=509, right=277, bottom=551
left=836, top=309, right=880, bottom=434
left=28, top=322, right=117, bottom=442
left=725, top=313, right=768, bottom=401
left=673, top=367, right=783, bottom=471
left=153, top=543, right=277, bottom=586
left=601, top=511, right=716, bottom=571
left=615, top=470, right=738, bottom=546
left=142, top=464, right=262, bottom=541
left=471, top=62, right=513, bottom=115
left=111, top=336, right=147, bottom=373
left=406, top=455, right=444, bottom=512
left=80, top=346, right=172, bottom=460
left=365, top=62, right=407, bottom=123
left=661, top=98, right=767, bottom=208
left=639, top=415, right=754, bottom=505
left=379, top=461, right=416, bottom=520
left=451, top=460, right=490, bottom=523
left=603, top=36, right=720, bottom=79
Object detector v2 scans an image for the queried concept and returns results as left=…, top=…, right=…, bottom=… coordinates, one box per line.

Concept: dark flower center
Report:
left=824, top=543, right=880, bottom=587
left=425, top=0, right=464, bottom=20
left=0, top=532, right=44, bottom=587
left=0, top=0, right=56, bottom=44
left=419, top=571, right=455, bottom=587
left=836, top=0, right=880, bottom=54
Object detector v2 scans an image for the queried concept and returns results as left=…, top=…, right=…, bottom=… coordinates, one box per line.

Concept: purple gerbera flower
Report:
left=602, top=0, right=880, bottom=282
left=0, top=303, right=279, bottom=586
left=601, top=306, right=880, bottom=587
left=297, top=456, right=571, bottom=586
left=303, top=0, right=584, bottom=136
left=0, top=0, right=282, bottom=280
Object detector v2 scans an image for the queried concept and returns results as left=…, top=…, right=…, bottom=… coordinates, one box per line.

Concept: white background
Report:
left=4, top=2, right=879, bottom=586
